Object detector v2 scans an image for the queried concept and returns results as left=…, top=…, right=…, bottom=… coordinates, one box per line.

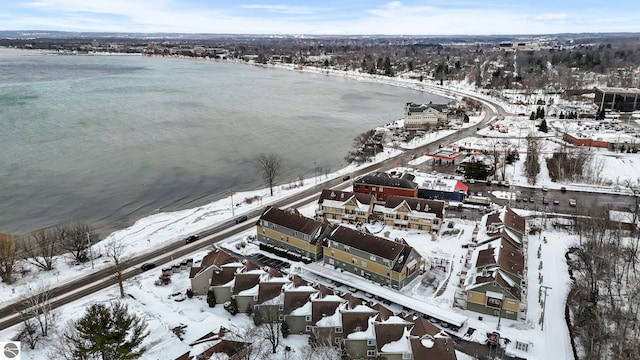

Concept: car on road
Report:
left=569, top=199, right=577, bottom=207
left=542, top=197, right=549, bottom=205
left=542, top=185, right=549, bottom=192
left=141, top=263, right=156, bottom=271
left=553, top=199, right=560, bottom=205
left=185, top=235, right=200, bottom=244
left=561, top=186, right=567, bottom=193
left=343, top=175, right=351, bottom=181
left=235, top=215, right=248, bottom=224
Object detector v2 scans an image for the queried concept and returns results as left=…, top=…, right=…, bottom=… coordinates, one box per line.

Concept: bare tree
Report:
left=227, top=324, right=270, bottom=360
left=61, top=223, right=96, bottom=263
left=0, top=232, right=20, bottom=284
left=296, top=343, right=342, bottom=360
left=253, top=305, right=282, bottom=353
left=16, top=283, right=57, bottom=349
left=105, top=238, right=127, bottom=297
left=47, top=322, right=78, bottom=360
left=524, top=135, right=540, bottom=184
left=23, top=228, right=59, bottom=271
left=255, top=153, right=282, bottom=196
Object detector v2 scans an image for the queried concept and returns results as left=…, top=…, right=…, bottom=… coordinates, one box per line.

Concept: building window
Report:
left=361, top=260, right=367, bottom=268
left=278, top=315, right=284, bottom=321
left=335, top=337, right=343, bottom=344
left=468, top=292, right=473, bottom=298
left=402, top=353, right=412, bottom=359
left=352, top=258, right=357, bottom=264
left=306, top=315, right=312, bottom=322
left=253, top=295, right=258, bottom=301
left=305, top=325, right=312, bottom=332
left=279, top=304, right=284, bottom=311
left=367, top=350, right=376, bottom=357
left=367, top=339, right=375, bottom=346
left=370, top=254, right=377, bottom=262
left=328, top=258, right=334, bottom=265
left=335, top=327, right=343, bottom=333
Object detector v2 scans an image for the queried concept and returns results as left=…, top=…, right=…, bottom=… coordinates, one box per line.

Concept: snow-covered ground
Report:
left=3, top=63, right=636, bottom=360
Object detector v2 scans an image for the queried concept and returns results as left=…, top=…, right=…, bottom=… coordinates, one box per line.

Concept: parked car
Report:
left=569, top=199, right=577, bottom=207
left=553, top=199, right=560, bottom=205
left=185, top=235, right=200, bottom=244
left=542, top=185, right=549, bottom=192
left=235, top=215, right=248, bottom=224
left=141, top=263, right=156, bottom=271
left=542, top=197, right=549, bottom=205
left=561, top=186, right=567, bottom=193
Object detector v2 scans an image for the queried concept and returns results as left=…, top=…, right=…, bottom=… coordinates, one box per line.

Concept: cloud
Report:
left=533, top=13, right=569, bottom=22
left=241, top=4, right=330, bottom=15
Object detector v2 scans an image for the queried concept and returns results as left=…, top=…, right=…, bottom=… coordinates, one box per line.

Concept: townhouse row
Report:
left=188, top=248, right=457, bottom=360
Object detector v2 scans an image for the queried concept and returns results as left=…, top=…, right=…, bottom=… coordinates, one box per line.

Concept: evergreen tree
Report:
left=530, top=112, right=536, bottom=120
left=65, top=302, right=149, bottom=360
left=207, top=289, right=216, bottom=308
left=281, top=321, right=290, bottom=338
left=559, top=111, right=565, bottom=119
left=539, top=119, right=549, bottom=133
left=224, top=298, right=238, bottom=315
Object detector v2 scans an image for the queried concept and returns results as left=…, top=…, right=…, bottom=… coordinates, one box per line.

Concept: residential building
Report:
left=257, top=206, right=332, bottom=261
left=404, top=102, right=448, bottom=130
left=189, top=247, right=241, bottom=295
left=315, top=189, right=376, bottom=224
left=375, top=195, right=445, bottom=232
left=323, top=226, right=424, bottom=289
left=463, top=237, right=526, bottom=320
left=353, top=172, right=418, bottom=202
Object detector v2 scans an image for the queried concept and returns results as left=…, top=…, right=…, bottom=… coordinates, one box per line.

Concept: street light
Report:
left=86, top=232, right=94, bottom=270
left=540, top=285, right=552, bottom=330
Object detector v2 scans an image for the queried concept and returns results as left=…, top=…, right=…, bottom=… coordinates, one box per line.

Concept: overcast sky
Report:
left=2, top=0, right=639, bottom=35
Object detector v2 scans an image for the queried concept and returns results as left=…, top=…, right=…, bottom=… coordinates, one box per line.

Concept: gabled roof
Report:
left=384, top=195, right=445, bottom=218
left=374, top=321, right=411, bottom=353
left=257, top=281, right=286, bottom=304
left=370, top=303, right=393, bottom=321
left=408, top=317, right=457, bottom=360
left=354, top=172, right=418, bottom=190
left=210, top=264, right=242, bottom=286
left=312, top=299, right=344, bottom=325
left=318, top=189, right=375, bottom=206
left=233, top=272, right=261, bottom=295
left=471, top=270, right=522, bottom=300
left=290, top=275, right=309, bottom=288
left=475, top=238, right=524, bottom=280
left=258, top=206, right=327, bottom=241
left=283, top=290, right=314, bottom=315
left=342, top=309, right=378, bottom=335
left=328, top=226, right=410, bottom=262
left=189, top=248, right=239, bottom=279
left=504, top=207, right=526, bottom=234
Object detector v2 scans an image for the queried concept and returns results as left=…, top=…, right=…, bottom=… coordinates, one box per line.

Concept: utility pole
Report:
left=540, top=285, right=552, bottom=330
left=86, top=232, right=94, bottom=270
left=496, top=291, right=504, bottom=331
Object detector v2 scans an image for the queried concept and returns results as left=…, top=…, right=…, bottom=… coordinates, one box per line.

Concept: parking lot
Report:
left=247, top=253, right=290, bottom=270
